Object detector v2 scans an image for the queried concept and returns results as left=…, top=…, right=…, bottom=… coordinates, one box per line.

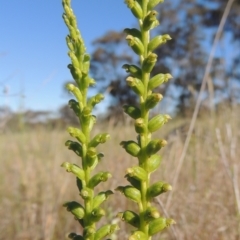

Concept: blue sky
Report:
left=0, top=0, right=136, bottom=112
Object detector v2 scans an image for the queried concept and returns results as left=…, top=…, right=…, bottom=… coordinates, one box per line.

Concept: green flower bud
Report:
left=123, top=105, right=141, bottom=119
left=89, top=207, right=105, bottom=223
left=126, top=76, right=144, bottom=95
left=125, top=174, right=141, bottom=190
left=146, top=154, right=162, bottom=173
left=76, top=177, right=83, bottom=192
left=66, top=35, right=74, bottom=51
left=65, top=140, right=82, bottom=157
left=142, top=11, right=159, bottom=31
left=89, top=133, right=110, bottom=148
left=134, top=118, right=147, bottom=134
left=125, top=0, right=143, bottom=19
left=68, top=99, right=82, bottom=116
left=148, top=114, right=171, bottom=132
left=80, top=187, right=93, bottom=200
left=127, top=166, right=147, bottom=181
left=122, top=64, right=142, bottom=79
left=115, top=186, right=141, bottom=203
left=68, top=64, right=82, bottom=82
left=68, top=51, right=80, bottom=68
left=87, top=93, right=104, bottom=109
left=67, top=127, right=86, bottom=144
left=86, top=147, right=98, bottom=168
left=81, top=107, right=96, bottom=131
left=88, top=172, right=112, bottom=189
left=126, top=35, right=144, bottom=55
left=148, top=217, right=175, bottom=236
left=145, top=93, right=163, bottom=110
left=118, top=210, right=140, bottom=228
left=148, top=34, right=172, bottom=52
left=144, top=206, right=160, bottom=222
left=129, top=231, right=148, bottom=240
left=66, top=83, right=83, bottom=103
left=94, top=224, right=119, bottom=240
left=148, top=73, right=172, bottom=90
left=93, top=190, right=113, bottom=209
left=82, top=54, right=90, bottom=74
left=63, top=201, right=85, bottom=219
left=147, top=0, right=164, bottom=11
left=124, top=28, right=142, bottom=41
left=61, top=162, right=85, bottom=180
left=83, top=226, right=95, bottom=239
left=142, top=53, right=157, bottom=73
left=120, top=140, right=141, bottom=157
left=146, top=139, right=167, bottom=156
left=147, top=181, right=172, bottom=199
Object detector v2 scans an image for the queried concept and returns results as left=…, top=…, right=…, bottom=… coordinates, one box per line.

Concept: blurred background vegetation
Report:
left=0, top=0, right=240, bottom=239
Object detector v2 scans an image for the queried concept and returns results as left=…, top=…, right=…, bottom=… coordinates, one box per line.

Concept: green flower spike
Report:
left=61, top=0, right=118, bottom=238
left=118, top=0, right=175, bottom=238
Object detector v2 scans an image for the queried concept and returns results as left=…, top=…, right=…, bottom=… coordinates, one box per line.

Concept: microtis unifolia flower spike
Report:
left=117, top=0, right=175, bottom=238
left=61, top=0, right=118, bottom=238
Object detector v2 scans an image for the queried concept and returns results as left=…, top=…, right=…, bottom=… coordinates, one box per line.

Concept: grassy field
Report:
left=0, top=106, right=239, bottom=240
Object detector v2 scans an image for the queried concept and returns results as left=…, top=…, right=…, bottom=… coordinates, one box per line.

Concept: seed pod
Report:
left=125, top=0, right=143, bottom=19
left=118, top=210, right=140, bottom=228
left=126, top=166, right=148, bottom=181
left=63, top=201, right=85, bottom=219
left=61, top=162, right=85, bottom=180
left=142, top=11, right=159, bottom=31
left=65, top=140, right=82, bottom=157
left=148, top=34, right=172, bottom=52
left=87, top=93, right=104, bottom=109
left=148, top=217, right=175, bottom=236
left=86, top=147, right=98, bottom=168
left=147, top=181, right=172, bottom=199
left=67, top=127, right=86, bottom=144
left=126, top=76, right=144, bottom=95
left=123, top=105, right=141, bottom=119
left=122, top=64, right=142, bottom=79
left=146, top=139, right=167, bottom=156
left=68, top=51, right=80, bottom=68
left=115, top=186, right=141, bottom=203
left=142, top=53, right=157, bottom=73
left=124, top=28, right=142, bottom=40
left=89, top=133, right=110, bottom=148
left=126, top=35, right=144, bottom=55
left=144, top=206, right=160, bottom=222
left=68, top=99, right=82, bottom=116
left=66, top=83, right=83, bottom=103
left=145, top=93, right=163, bottom=110
left=94, top=224, right=119, bottom=240
left=134, top=118, right=147, bottom=134
left=89, top=207, right=105, bottom=223
left=129, top=231, right=148, bottom=240
left=148, top=73, right=172, bottom=90
left=120, top=140, right=141, bottom=157
left=146, top=154, right=162, bottom=173
left=92, top=190, right=113, bottom=209
left=148, top=114, right=171, bottom=132
left=88, top=172, right=112, bottom=189
left=147, top=0, right=164, bottom=11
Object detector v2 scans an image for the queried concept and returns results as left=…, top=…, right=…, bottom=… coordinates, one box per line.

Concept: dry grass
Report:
left=0, top=106, right=239, bottom=240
